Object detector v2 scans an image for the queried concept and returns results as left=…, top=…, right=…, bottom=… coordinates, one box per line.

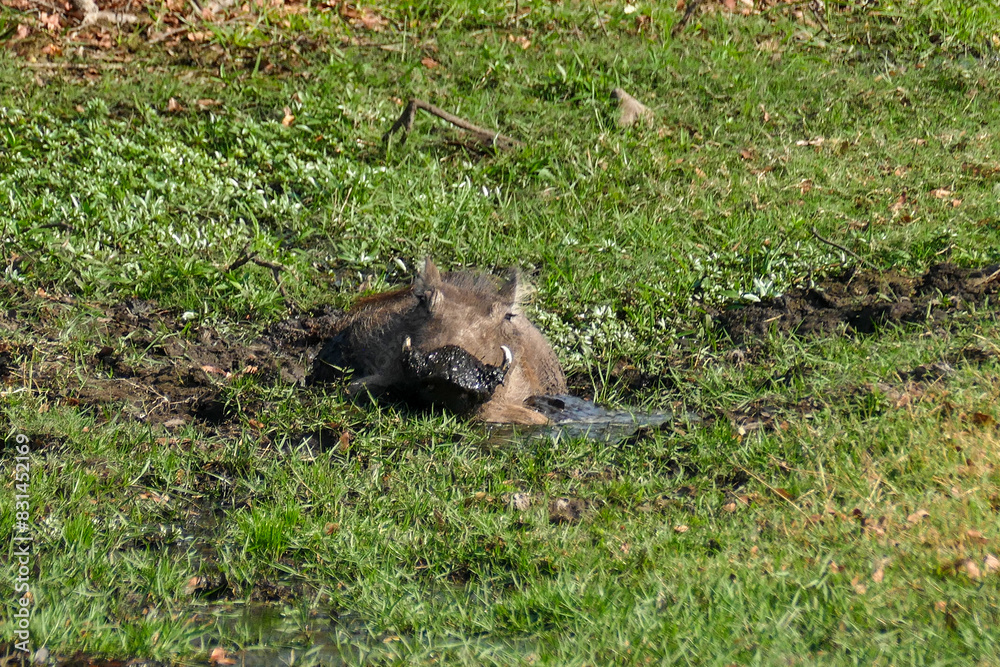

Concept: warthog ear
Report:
left=414, top=258, right=443, bottom=291
left=491, top=267, right=523, bottom=319
left=499, top=267, right=528, bottom=309
left=414, top=258, right=444, bottom=312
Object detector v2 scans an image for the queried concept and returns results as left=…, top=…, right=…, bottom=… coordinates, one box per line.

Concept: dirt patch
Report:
left=1, top=292, right=343, bottom=428
left=717, top=262, right=1000, bottom=342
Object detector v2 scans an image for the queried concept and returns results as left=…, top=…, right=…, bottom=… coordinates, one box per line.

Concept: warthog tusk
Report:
left=402, top=336, right=412, bottom=352
left=500, top=345, right=513, bottom=370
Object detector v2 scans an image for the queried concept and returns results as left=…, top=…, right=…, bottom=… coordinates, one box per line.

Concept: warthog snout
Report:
left=399, top=338, right=513, bottom=413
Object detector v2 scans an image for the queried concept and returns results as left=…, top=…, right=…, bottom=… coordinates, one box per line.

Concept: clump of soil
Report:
left=2, top=293, right=343, bottom=429
left=717, top=263, right=1000, bottom=342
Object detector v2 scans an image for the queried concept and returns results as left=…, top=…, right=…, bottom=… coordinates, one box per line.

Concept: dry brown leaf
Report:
left=324, top=522, right=340, bottom=534
left=931, top=188, right=953, bottom=199
left=969, top=412, right=996, bottom=427
left=14, top=24, right=30, bottom=40
left=722, top=502, right=737, bottom=513
left=851, top=577, right=867, bottom=594
left=739, top=148, right=754, bottom=160
left=872, top=565, right=885, bottom=583
left=611, top=88, right=654, bottom=128
left=282, top=107, right=295, bottom=126
left=39, top=11, right=61, bottom=32
left=774, top=488, right=795, bottom=501
left=183, top=576, right=205, bottom=595
left=209, top=648, right=236, bottom=665
left=674, top=524, right=689, bottom=533
left=167, top=97, right=184, bottom=113
left=338, top=431, right=351, bottom=453
left=935, top=600, right=948, bottom=612
left=507, top=34, right=531, bottom=49
left=420, top=57, right=439, bottom=69
left=907, top=509, right=930, bottom=524
left=960, top=558, right=981, bottom=580
left=966, top=529, right=987, bottom=544
left=984, top=554, right=1000, bottom=573
left=41, top=43, right=63, bottom=57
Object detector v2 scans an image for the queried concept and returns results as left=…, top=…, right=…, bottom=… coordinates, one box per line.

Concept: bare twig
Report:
left=808, top=0, right=833, bottom=38
left=811, top=227, right=878, bottom=270
left=590, top=0, right=609, bottom=37
left=225, top=248, right=299, bottom=309
left=148, top=26, right=188, bottom=44
left=671, top=0, right=702, bottom=37
left=382, top=98, right=523, bottom=150
left=72, top=0, right=139, bottom=27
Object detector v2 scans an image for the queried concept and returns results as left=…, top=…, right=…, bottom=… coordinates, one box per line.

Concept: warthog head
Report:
left=313, top=259, right=567, bottom=424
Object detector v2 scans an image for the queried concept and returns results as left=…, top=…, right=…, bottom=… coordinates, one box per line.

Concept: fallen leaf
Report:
left=324, top=522, right=340, bottom=534
left=935, top=600, right=948, bottom=612
left=969, top=412, right=996, bottom=427
left=247, top=418, right=264, bottom=429
left=197, top=99, right=221, bottom=108
left=796, top=137, right=825, bottom=147
left=167, top=97, right=184, bottom=113
left=41, top=43, right=63, bottom=57
left=338, top=431, right=351, bottom=453
left=966, top=529, right=987, bottom=544
left=872, top=565, right=885, bottom=583
left=507, top=34, right=531, bottom=49
left=14, top=24, right=30, bottom=40
left=209, top=648, right=236, bottom=665
left=774, top=488, right=795, bottom=501
left=183, top=576, right=205, bottom=595
left=39, top=11, right=61, bottom=32
left=907, top=509, right=930, bottom=524
left=984, top=554, right=999, bottom=573
left=421, top=57, right=439, bottom=69
left=890, top=192, right=908, bottom=213
left=950, top=199, right=962, bottom=207
left=931, top=188, right=953, bottom=199
left=851, top=576, right=867, bottom=594
left=674, top=524, right=689, bottom=533
left=282, top=107, right=295, bottom=126
left=960, top=558, right=981, bottom=580
left=722, top=502, right=737, bottom=513
left=611, top=88, right=654, bottom=128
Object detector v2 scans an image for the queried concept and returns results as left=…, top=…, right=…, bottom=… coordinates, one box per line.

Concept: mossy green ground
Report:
left=2, top=1, right=1000, bottom=664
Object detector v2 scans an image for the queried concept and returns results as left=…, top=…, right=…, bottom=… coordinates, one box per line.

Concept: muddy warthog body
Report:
left=315, top=260, right=566, bottom=424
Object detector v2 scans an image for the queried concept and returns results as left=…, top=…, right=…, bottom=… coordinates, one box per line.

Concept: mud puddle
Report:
left=489, top=394, right=702, bottom=443
left=0, top=292, right=343, bottom=429
left=190, top=605, right=365, bottom=667
left=717, top=262, right=1000, bottom=342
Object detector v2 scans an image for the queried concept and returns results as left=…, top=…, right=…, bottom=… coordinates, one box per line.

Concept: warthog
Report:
left=314, top=259, right=566, bottom=424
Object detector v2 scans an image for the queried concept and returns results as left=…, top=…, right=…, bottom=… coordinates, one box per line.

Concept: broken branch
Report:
left=72, top=0, right=139, bottom=27
left=382, top=98, right=523, bottom=150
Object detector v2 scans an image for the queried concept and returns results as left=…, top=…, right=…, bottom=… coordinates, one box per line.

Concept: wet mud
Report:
left=716, top=262, right=1000, bottom=342
left=1, top=294, right=343, bottom=429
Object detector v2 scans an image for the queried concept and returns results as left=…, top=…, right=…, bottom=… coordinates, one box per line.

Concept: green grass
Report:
left=3, top=1, right=1000, bottom=664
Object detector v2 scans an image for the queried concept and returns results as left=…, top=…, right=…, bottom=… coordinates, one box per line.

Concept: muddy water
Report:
left=488, top=394, right=701, bottom=443
left=191, top=605, right=364, bottom=666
